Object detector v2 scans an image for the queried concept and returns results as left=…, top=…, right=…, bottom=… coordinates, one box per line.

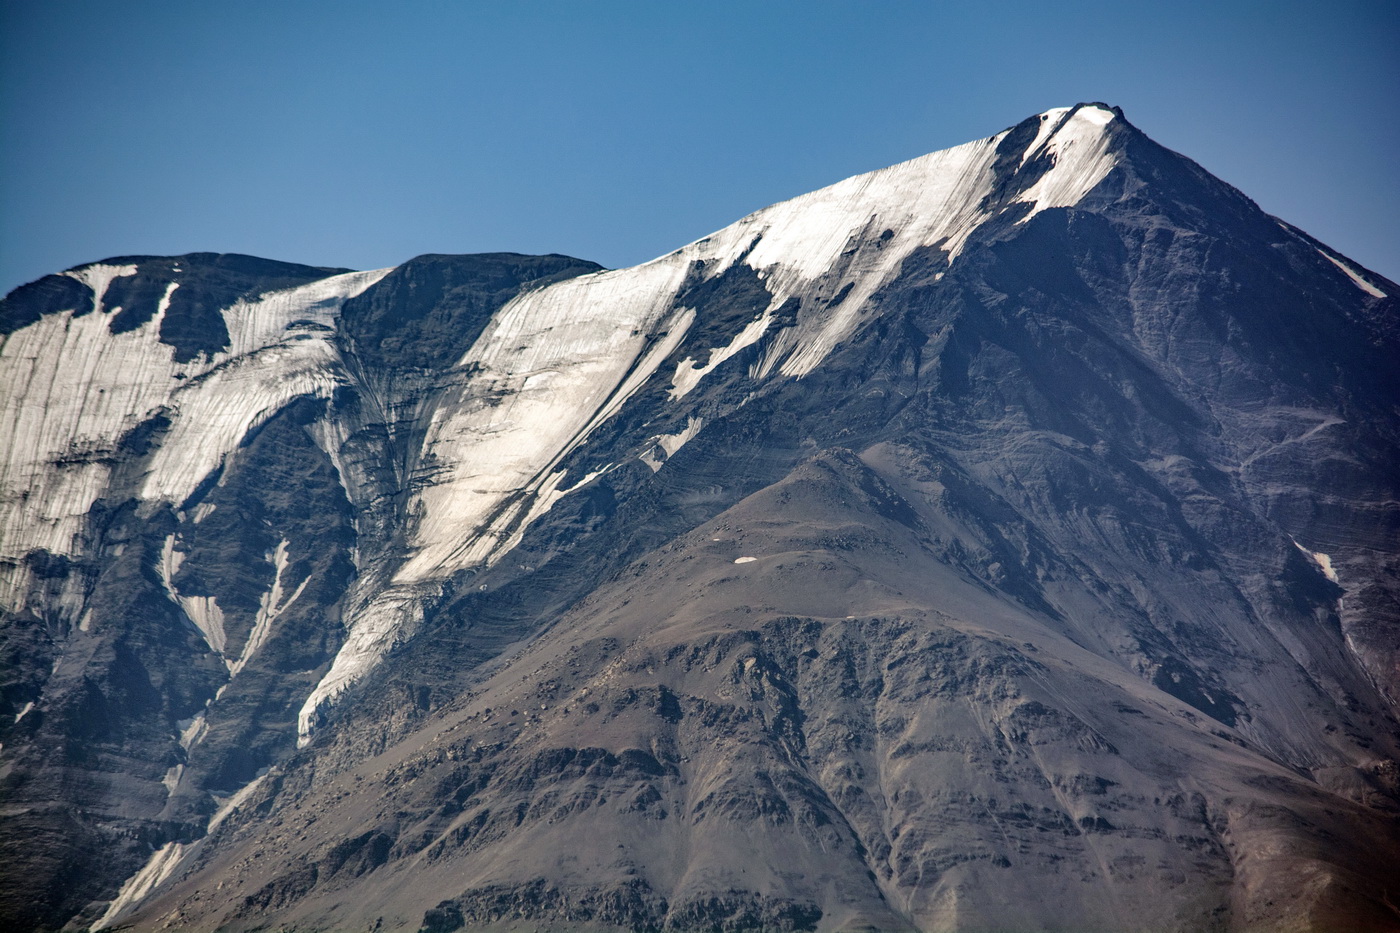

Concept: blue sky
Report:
left=2, top=0, right=1396, bottom=295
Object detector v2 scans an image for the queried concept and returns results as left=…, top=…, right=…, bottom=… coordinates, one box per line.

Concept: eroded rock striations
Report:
left=1, top=104, right=1397, bottom=932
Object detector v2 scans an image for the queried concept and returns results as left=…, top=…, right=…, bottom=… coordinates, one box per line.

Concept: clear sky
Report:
left=2, top=0, right=1396, bottom=296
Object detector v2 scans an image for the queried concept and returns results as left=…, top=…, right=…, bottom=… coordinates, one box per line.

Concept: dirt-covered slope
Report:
left=136, top=442, right=1400, bottom=931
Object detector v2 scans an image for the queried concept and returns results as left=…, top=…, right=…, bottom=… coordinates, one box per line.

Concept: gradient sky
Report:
left=2, top=0, right=1396, bottom=296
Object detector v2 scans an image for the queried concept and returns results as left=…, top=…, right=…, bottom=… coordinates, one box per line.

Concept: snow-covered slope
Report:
left=0, top=107, right=1126, bottom=740
left=299, top=104, right=1129, bottom=733
left=403, top=103, right=1123, bottom=581
left=5, top=103, right=1399, bottom=933
left=0, top=265, right=388, bottom=613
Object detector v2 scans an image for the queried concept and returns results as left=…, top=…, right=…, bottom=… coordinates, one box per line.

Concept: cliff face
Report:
left=2, top=104, right=1397, bottom=932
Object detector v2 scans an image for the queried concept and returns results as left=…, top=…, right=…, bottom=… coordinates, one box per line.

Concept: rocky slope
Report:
left=1, top=104, right=1397, bottom=932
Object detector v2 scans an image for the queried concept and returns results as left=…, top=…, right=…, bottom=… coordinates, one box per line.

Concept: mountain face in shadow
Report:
left=2, top=104, right=1397, bottom=932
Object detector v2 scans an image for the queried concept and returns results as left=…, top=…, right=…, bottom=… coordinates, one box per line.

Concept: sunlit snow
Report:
left=671, top=313, right=772, bottom=399
left=1012, top=104, right=1118, bottom=223
left=1, top=107, right=1136, bottom=743
left=641, top=416, right=705, bottom=472
left=231, top=539, right=307, bottom=679
left=92, top=772, right=270, bottom=930
left=1319, top=250, right=1386, bottom=298
left=300, top=106, right=1133, bottom=738
left=0, top=267, right=388, bottom=613
left=1021, top=107, right=1071, bottom=167
left=91, top=841, right=189, bottom=931
left=1293, top=539, right=1340, bottom=584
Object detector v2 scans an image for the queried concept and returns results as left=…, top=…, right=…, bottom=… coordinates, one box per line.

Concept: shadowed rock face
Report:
left=2, top=106, right=1399, bottom=932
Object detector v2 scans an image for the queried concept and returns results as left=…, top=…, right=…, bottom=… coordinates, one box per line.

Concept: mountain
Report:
left=1, top=103, right=1397, bottom=932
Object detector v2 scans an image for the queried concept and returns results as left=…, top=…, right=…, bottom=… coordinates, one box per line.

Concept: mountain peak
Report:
left=3, top=106, right=1398, bottom=933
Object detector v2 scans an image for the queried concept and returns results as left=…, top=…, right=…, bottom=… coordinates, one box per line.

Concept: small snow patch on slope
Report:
left=91, top=841, right=190, bottom=931
left=159, top=534, right=227, bottom=657
left=641, top=417, right=705, bottom=472
left=179, top=713, right=208, bottom=752
left=230, top=539, right=307, bottom=679
left=92, top=771, right=270, bottom=930
left=671, top=314, right=770, bottom=398
left=1293, top=539, right=1340, bottom=584
left=1319, top=250, right=1386, bottom=298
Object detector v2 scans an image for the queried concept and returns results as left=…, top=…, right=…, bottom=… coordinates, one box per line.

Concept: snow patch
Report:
left=207, top=771, right=268, bottom=833
left=734, top=556, right=758, bottom=564
left=139, top=326, right=343, bottom=503
left=304, top=460, right=618, bottom=739
left=641, top=417, right=705, bottom=472
left=1021, top=107, right=1072, bottom=167
left=229, top=539, right=307, bottom=679
left=14, top=701, right=34, bottom=722
left=0, top=303, right=180, bottom=605
left=65, top=262, right=137, bottom=315
left=91, top=771, right=269, bottom=930
left=1320, top=250, right=1386, bottom=298
left=671, top=312, right=771, bottom=398
left=1013, top=104, right=1119, bottom=224
left=741, top=135, right=1008, bottom=378
left=183, top=597, right=227, bottom=658
left=1075, top=103, right=1116, bottom=126
left=1293, top=539, right=1340, bottom=584
left=91, top=840, right=190, bottom=930
left=156, top=533, right=183, bottom=589
left=156, top=280, right=180, bottom=320
left=178, top=712, right=208, bottom=751
left=395, top=269, right=695, bottom=583
left=299, top=583, right=435, bottom=741
left=159, top=535, right=227, bottom=657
